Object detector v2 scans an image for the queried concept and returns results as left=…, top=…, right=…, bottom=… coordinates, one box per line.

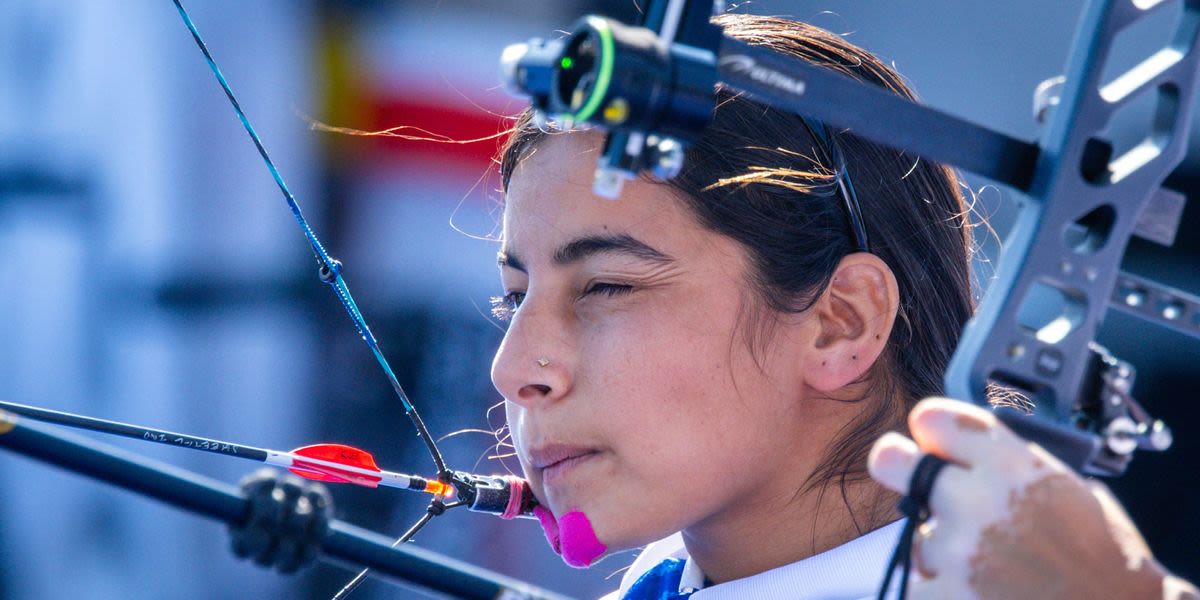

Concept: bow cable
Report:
left=170, top=0, right=447, bottom=478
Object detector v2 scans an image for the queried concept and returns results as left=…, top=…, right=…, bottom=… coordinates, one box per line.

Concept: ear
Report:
left=805, top=253, right=899, bottom=392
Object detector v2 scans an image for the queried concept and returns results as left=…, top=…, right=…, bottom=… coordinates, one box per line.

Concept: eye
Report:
left=583, top=282, right=634, bottom=298
left=490, top=291, right=525, bottom=322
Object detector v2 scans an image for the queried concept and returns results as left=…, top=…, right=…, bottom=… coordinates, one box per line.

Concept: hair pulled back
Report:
left=498, top=14, right=976, bottom=530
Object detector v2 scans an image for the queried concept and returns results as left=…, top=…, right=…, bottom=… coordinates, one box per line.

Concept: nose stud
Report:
left=537, top=357, right=550, bottom=368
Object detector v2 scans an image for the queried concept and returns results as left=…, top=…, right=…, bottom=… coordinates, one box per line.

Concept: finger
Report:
left=905, top=574, right=963, bottom=600
left=908, top=397, right=1019, bottom=468
left=906, top=531, right=979, bottom=600
left=911, top=520, right=937, bottom=579
left=914, top=507, right=982, bottom=585
left=869, top=432, right=978, bottom=523
left=868, top=431, right=920, bottom=494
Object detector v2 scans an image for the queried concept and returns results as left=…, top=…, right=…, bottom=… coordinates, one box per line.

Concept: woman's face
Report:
left=492, top=132, right=822, bottom=554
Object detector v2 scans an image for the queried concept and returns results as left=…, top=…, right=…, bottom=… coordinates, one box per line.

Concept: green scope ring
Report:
left=564, top=16, right=615, bottom=123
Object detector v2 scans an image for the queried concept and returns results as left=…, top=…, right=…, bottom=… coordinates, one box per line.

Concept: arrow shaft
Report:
left=264, top=450, right=426, bottom=491
left=0, top=401, right=438, bottom=493
left=0, top=401, right=269, bottom=461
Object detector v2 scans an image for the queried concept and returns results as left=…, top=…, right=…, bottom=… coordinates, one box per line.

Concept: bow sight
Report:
left=503, top=0, right=1199, bottom=478
left=502, top=4, right=723, bottom=197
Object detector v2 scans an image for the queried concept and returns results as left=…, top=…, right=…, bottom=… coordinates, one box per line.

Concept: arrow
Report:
left=0, top=401, right=452, bottom=497
left=0, top=411, right=568, bottom=599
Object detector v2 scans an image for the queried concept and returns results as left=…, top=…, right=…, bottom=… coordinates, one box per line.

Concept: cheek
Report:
left=580, top=303, right=746, bottom=450
left=504, top=402, right=532, bottom=466
left=596, top=308, right=796, bottom=470
left=584, top=296, right=733, bottom=375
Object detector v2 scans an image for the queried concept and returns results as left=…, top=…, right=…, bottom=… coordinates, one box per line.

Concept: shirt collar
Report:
left=618, top=520, right=904, bottom=600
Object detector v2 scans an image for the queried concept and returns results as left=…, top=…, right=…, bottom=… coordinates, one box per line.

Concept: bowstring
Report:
left=332, top=500, right=467, bottom=600
left=169, top=0, right=449, bottom=478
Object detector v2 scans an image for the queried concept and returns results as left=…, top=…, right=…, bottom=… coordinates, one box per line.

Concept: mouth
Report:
left=528, top=444, right=601, bottom=487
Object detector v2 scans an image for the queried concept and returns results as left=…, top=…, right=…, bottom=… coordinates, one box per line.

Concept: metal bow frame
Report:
left=2, top=0, right=1198, bottom=598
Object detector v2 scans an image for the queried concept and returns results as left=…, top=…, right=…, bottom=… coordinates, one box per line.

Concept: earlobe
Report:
left=806, top=254, right=899, bottom=392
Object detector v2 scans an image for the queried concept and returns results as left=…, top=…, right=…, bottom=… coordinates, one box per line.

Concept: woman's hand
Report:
left=868, top=397, right=1197, bottom=600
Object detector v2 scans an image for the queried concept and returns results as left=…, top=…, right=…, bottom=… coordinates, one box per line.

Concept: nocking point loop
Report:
left=319, top=259, right=343, bottom=284
left=427, top=499, right=448, bottom=517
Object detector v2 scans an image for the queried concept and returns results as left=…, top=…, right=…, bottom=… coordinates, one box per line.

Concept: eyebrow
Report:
left=497, top=249, right=525, bottom=272
left=498, top=233, right=673, bottom=273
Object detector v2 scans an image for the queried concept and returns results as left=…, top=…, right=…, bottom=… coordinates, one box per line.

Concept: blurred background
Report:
left=0, top=1, right=1195, bottom=598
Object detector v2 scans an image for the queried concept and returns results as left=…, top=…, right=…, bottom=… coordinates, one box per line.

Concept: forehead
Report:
left=501, top=132, right=701, bottom=259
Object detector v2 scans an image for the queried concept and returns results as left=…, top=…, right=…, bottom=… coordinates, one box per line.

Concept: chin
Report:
left=582, top=504, right=678, bottom=551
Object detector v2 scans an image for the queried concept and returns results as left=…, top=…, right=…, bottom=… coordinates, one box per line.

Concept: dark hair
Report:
left=498, top=14, right=976, bottom=533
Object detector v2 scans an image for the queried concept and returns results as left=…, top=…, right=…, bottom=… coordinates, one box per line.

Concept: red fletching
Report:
left=288, top=443, right=383, bottom=488
left=292, top=443, right=380, bottom=469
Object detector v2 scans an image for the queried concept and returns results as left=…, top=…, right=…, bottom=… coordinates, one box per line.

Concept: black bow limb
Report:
left=0, top=410, right=573, bottom=600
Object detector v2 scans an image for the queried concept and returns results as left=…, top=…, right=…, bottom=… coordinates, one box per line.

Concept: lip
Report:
left=541, top=453, right=600, bottom=488
left=528, top=443, right=601, bottom=486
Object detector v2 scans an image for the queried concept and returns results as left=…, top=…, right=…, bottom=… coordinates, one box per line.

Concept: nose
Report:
left=490, top=299, right=574, bottom=409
